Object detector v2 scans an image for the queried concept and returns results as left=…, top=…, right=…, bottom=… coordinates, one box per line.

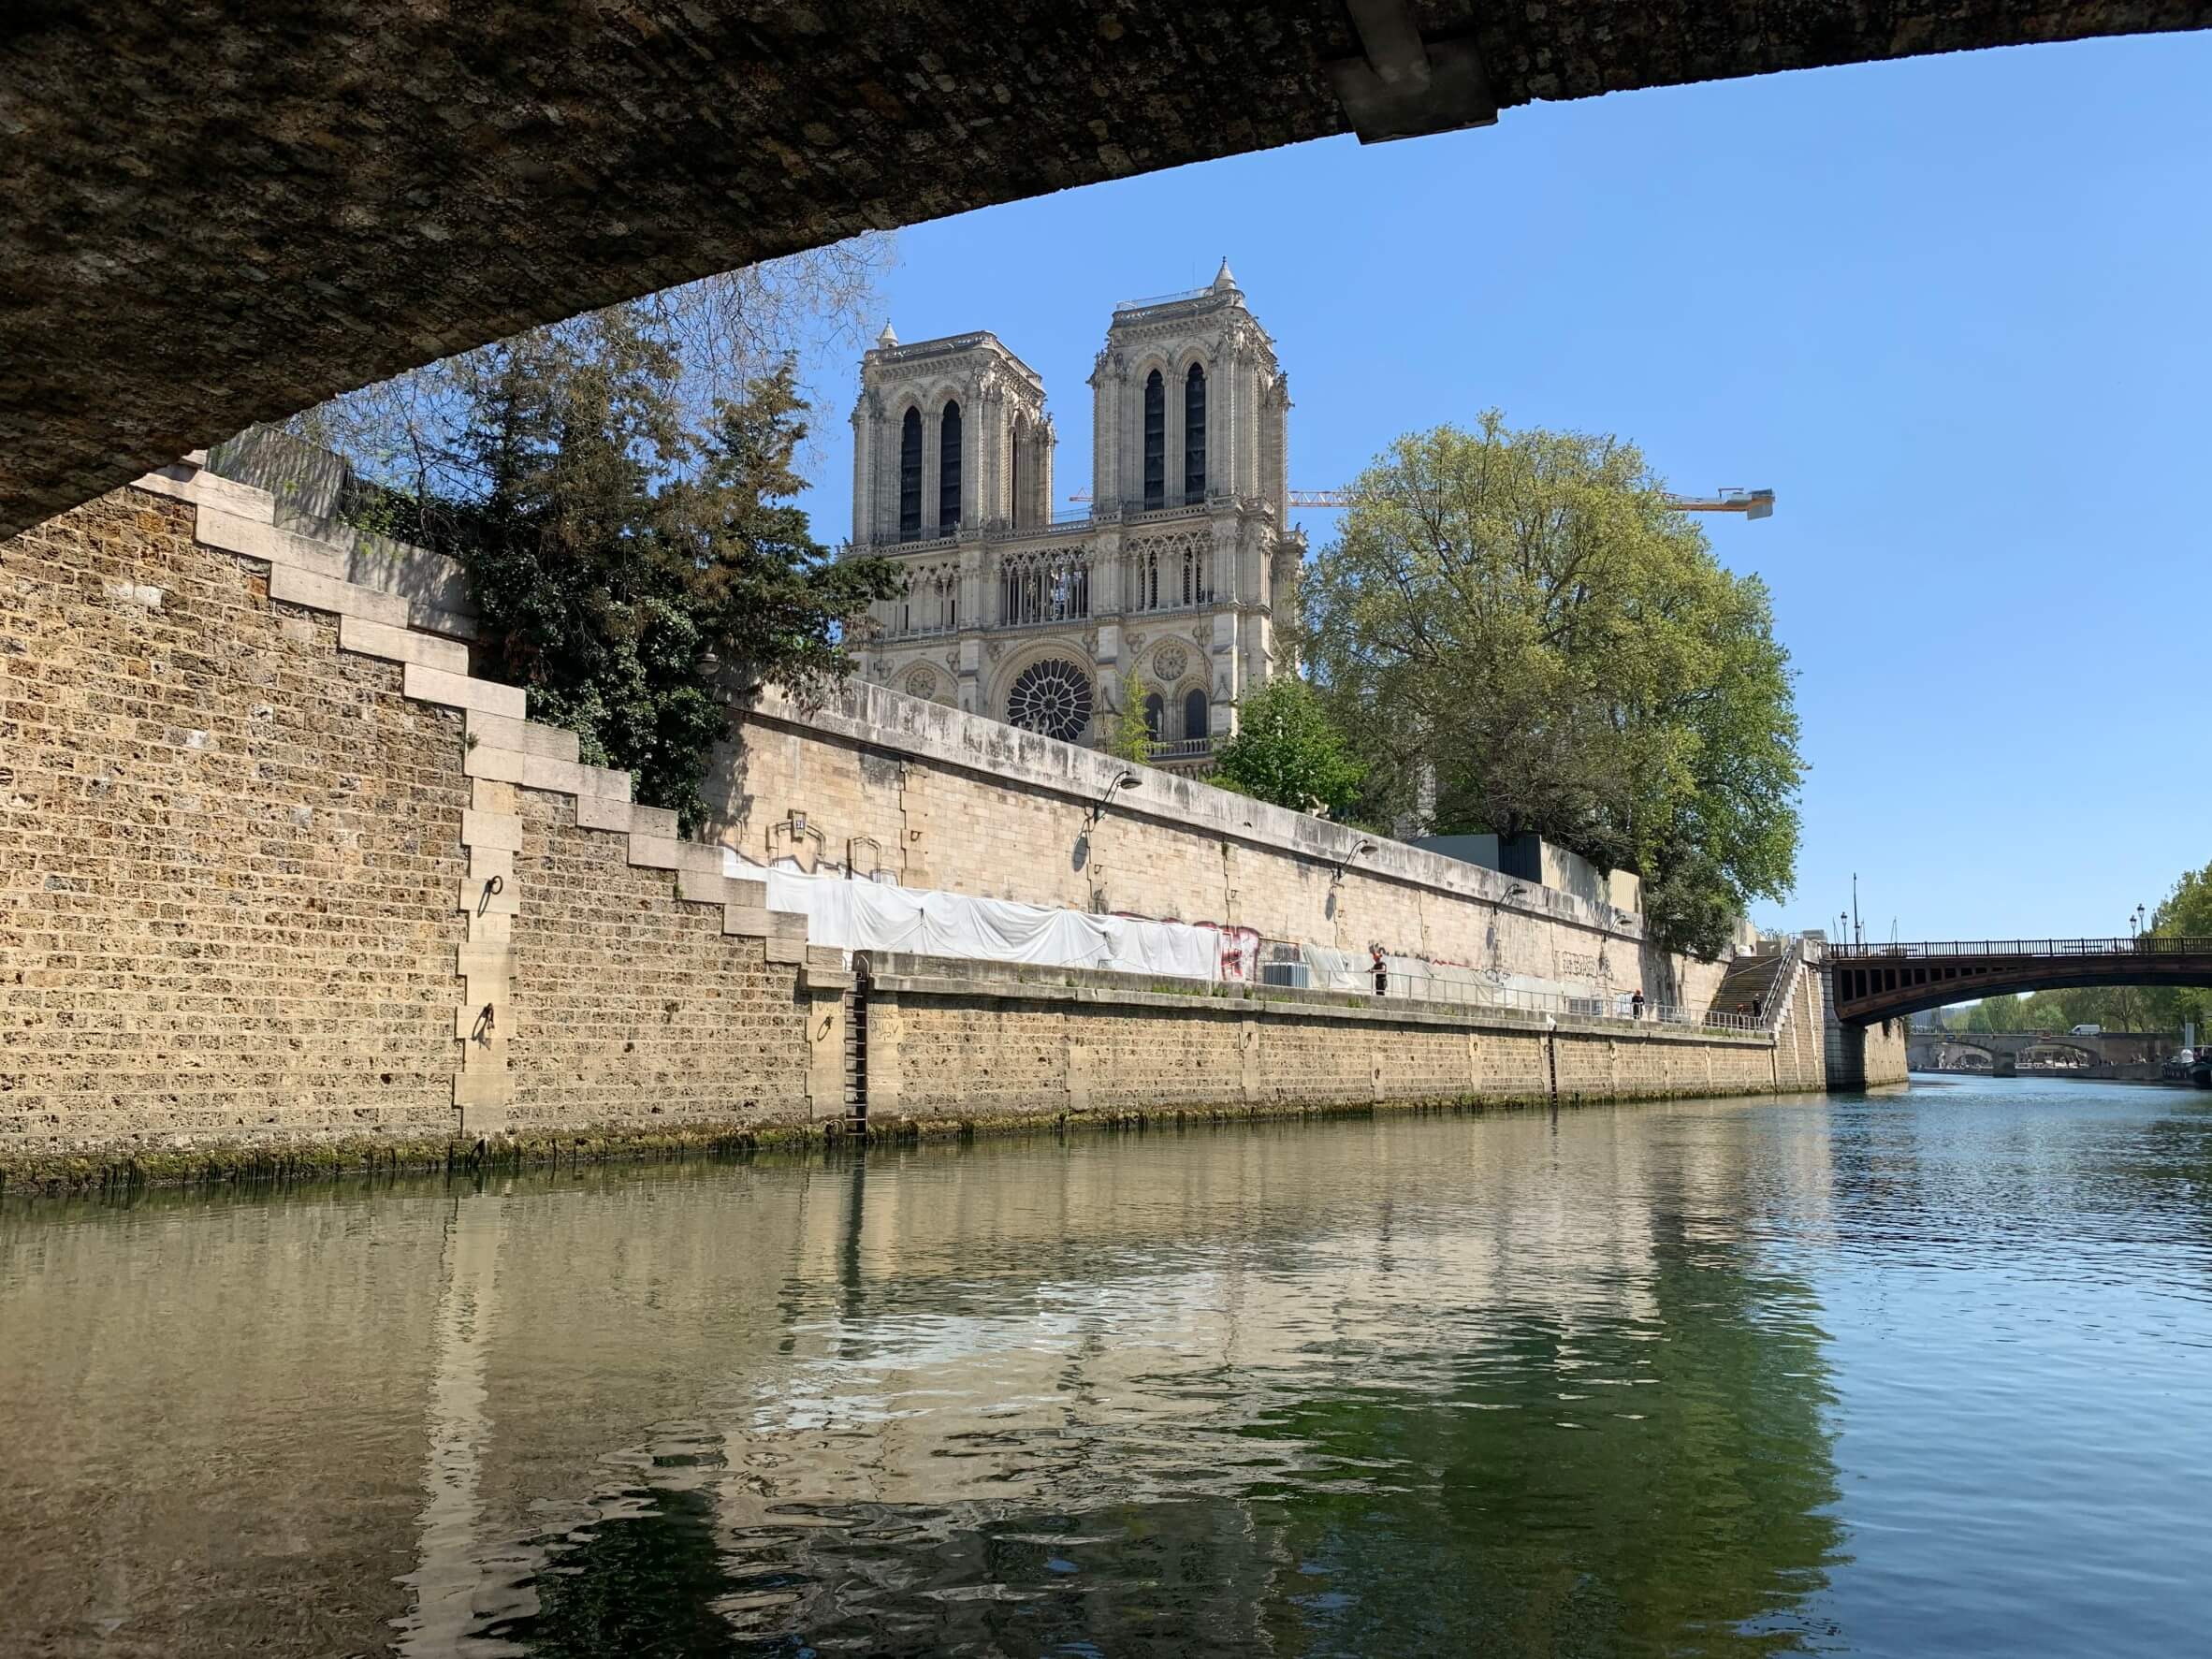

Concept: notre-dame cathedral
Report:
left=845, top=261, right=1301, bottom=773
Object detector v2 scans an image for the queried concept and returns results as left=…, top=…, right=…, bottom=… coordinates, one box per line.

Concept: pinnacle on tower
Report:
left=875, top=319, right=898, bottom=348
left=1212, top=256, right=1236, bottom=292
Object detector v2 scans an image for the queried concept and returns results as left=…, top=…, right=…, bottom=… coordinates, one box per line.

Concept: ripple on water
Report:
left=2, top=1081, right=2210, bottom=1655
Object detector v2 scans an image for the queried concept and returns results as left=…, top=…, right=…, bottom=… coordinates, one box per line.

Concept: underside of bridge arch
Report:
left=1839, top=962, right=2212, bottom=1026
left=7, top=3, right=2212, bottom=537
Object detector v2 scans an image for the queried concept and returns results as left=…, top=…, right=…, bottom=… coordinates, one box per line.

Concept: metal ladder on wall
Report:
left=843, top=955, right=870, bottom=1129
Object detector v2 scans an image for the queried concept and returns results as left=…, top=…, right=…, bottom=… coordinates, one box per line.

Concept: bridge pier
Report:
left=1819, top=961, right=1910, bottom=1090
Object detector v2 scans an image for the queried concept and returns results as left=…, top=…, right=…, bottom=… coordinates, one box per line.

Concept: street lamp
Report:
left=1085, top=768, right=1142, bottom=828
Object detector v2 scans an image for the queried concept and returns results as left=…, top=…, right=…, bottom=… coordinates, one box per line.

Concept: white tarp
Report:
left=727, top=854, right=1222, bottom=982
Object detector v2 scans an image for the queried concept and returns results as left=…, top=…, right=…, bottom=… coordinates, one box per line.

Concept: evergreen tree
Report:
left=1102, top=676, right=1160, bottom=766
left=436, top=311, right=897, bottom=830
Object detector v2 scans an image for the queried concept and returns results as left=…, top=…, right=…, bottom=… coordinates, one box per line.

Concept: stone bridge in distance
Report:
left=1832, top=939, right=2212, bottom=1026
left=1906, top=1029, right=2179, bottom=1075
left=8, top=1, right=2212, bottom=536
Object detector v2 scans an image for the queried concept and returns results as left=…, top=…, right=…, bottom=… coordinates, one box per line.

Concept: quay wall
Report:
left=2, top=465, right=1857, bottom=1173
left=711, top=683, right=1724, bottom=1013
left=858, top=956, right=1801, bottom=1120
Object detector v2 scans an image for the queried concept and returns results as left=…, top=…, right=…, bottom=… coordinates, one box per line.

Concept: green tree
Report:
left=1303, top=415, right=1803, bottom=956
left=1101, top=675, right=1159, bottom=766
left=2146, top=860, right=2212, bottom=1033
left=416, top=311, right=898, bottom=830
left=1209, top=675, right=1366, bottom=817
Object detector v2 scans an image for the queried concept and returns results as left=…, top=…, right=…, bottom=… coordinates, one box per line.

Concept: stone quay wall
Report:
left=2, top=461, right=1881, bottom=1175
left=712, top=683, right=1729, bottom=1016
left=853, top=955, right=1799, bottom=1120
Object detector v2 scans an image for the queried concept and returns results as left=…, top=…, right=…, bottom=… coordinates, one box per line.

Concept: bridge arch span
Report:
left=1834, top=939, right=2212, bottom=1025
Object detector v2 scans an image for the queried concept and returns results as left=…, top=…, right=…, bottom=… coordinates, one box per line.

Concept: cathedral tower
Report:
left=844, top=265, right=1301, bottom=772
left=851, top=326, right=1054, bottom=546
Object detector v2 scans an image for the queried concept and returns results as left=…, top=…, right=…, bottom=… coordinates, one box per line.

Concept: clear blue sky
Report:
left=790, top=34, right=2212, bottom=943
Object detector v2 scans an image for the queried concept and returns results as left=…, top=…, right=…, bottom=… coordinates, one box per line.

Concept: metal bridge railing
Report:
left=1831, top=937, right=2212, bottom=960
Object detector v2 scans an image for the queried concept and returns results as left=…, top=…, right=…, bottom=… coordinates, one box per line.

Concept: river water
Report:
left=4, top=1076, right=2209, bottom=1657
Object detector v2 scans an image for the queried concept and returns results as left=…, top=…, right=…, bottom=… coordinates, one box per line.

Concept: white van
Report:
left=2071, top=1024, right=2102, bottom=1036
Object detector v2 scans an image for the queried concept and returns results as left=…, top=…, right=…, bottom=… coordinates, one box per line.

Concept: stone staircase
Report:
left=1709, top=941, right=1797, bottom=1026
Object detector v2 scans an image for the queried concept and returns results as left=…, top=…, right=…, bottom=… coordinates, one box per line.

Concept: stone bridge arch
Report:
left=9, top=3, right=2212, bottom=535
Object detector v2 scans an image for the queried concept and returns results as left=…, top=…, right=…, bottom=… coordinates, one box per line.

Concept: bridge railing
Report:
left=1831, top=937, right=2212, bottom=960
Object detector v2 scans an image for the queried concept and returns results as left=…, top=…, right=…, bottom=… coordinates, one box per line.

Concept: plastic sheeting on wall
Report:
left=728, top=854, right=1224, bottom=982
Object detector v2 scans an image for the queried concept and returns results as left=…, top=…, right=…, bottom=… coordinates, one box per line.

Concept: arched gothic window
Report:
left=1011, top=413, right=1026, bottom=530
left=902, top=563, right=957, bottom=633
left=998, top=549, right=1090, bottom=627
left=1183, top=364, right=1206, bottom=503
left=939, top=400, right=962, bottom=532
left=1128, top=531, right=1210, bottom=614
left=1142, top=370, right=1165, bottom=510
left=1143, top=692, right=1164, bottom=739
left=1184, top=688, right=1210, bottom=742
left=898, top=408, right=923, bottom=541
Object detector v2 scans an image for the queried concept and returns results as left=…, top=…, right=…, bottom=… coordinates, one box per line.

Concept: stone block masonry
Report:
left=859, top=956, right=1793, bottom=1121
left=3, top=462, right=822, bottom=1174
left=712, top=681, right=1736, bottom=1020
left=2, top=458, right=1872, bottom=1182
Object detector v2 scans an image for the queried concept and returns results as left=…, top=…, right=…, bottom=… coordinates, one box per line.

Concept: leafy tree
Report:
left=1102, top=675, right=1160, bottom=766
left=452, top=319, right=898, bottom=828
left=1209, top=676, right=1365, bottom=818
left=1302, top=415, right=1803, bottom=956
left=2144, top=860, right=2212, bottom=1033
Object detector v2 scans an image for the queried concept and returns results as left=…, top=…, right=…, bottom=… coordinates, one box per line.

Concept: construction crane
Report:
left=1068, top=486, right=1775, bottom=517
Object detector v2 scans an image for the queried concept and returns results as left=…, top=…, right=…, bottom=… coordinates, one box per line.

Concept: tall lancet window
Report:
left=898, top=408, right=923, bottom=541
left=1183, top=363, right=1207, bottom=503
left=1185, top=688, right=1210, bottom=743
left=939, top=400, right=963, bottom=532
left=1142, top=371, right=1166, bottom=509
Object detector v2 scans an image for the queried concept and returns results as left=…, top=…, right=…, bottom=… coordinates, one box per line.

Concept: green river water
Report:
left=4, top=1075, right=2209, bottom=1656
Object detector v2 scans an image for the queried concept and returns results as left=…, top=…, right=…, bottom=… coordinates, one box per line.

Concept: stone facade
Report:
left=504, top=793, right=812, bottom=1134
left=2, top=460, right=1885, bottom=1176
left=846, top=263, right=1299, bottom=773
left=1, top=487, right=467, bottom=1148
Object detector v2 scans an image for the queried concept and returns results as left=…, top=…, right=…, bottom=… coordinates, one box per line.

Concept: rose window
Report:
left=1005, top=658, right=1093, bottom=742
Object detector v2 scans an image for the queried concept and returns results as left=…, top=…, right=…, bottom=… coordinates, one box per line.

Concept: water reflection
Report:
left=6, top=1083, right=2208, bottom=1655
